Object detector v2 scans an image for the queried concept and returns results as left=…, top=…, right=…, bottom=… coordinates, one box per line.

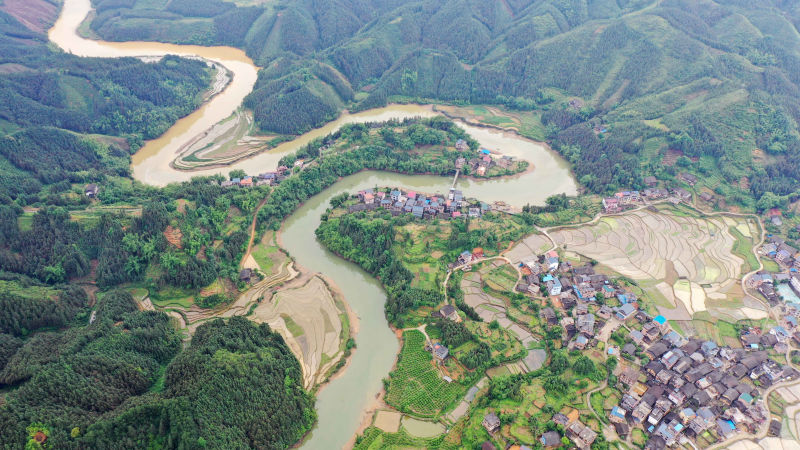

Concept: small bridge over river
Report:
left=451, top=169, right=460, bottom=189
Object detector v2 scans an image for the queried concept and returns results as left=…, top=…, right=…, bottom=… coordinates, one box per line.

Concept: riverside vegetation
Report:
left=0, top=85, right=513, bottom=447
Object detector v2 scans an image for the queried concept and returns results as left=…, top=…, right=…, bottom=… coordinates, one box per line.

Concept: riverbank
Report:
left=49, top=2, right=577, bottom=447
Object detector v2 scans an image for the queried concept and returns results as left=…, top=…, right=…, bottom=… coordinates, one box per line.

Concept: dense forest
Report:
left=87, top=0, right=800, bottom=205
left=0, top=177, right=266, bottom=289
left=315, top=213, right=440, bottom=324
left=0, top=6, right=210, bottom=203
left=0, top=289, right=314, bottom=448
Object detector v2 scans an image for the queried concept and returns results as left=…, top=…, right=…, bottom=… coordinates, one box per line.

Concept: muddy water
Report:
left=49, top=2, right=578, bottom=448
left=49, top=0, right=259, bottom=186
left=284, top=166, right=575, bottom=449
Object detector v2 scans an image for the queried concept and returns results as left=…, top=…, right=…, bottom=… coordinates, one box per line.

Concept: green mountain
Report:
left=87, top=0, right=800, bottom=205
left=0, top=3, right=211, bottom=203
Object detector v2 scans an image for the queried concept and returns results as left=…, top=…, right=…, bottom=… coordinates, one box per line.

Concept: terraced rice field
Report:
left=249, top=275, right=346, bottom=389
left=546, top=209, right=760, bottom=318
left=504, top=233, right=553, bottom=264
left=461, top=262, right=545, bottom=371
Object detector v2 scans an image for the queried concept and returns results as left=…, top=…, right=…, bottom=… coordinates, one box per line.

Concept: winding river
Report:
left=49, top=1, right=578, bottom=448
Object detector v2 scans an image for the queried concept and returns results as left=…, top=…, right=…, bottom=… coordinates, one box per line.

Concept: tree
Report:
left=756, top=191, right=783, bottom=212
left=549, top=352, right=569, bottom=375
left=228, top=169, right=246, bottom=180
left=573, top=355, right=596, bottom=376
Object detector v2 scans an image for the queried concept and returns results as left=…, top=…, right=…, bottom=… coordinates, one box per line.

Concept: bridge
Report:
left=451, top=169, right=460, bottom=190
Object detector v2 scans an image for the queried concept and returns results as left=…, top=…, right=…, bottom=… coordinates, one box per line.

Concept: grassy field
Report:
left=385, top=330, right=466, bottom=418
left=435, top=105, right=548, bottom=142
left=354, top=426, right=454, bottom=450
left=16, top=213, right=33, bottom=232
left=761, top=258, right=781, bottom=273
left=729, top=227, right=759, bottom=274
left=250, top=231, right=282, bottom=275
left=149, top=286, right=195, bottom=309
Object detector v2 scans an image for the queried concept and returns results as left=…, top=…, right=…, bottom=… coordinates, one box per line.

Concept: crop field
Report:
left=547, top=208, right=761, bottom=318
left=394, top=223, right=450, bottom=291
left=249, top=276, right=346, bottom=389
left=434, top=104, right=548, bottom=141
left=485, top=264, right=519, bottom=292
left=386, top=330, right=466, bottom=418
left=504, top=233, right=553, bottom=265
left=460, top=262, right=541, bottom=370
left=729, top=227, right=760, bottom=274
left=250, top=231, right=284, bottom=276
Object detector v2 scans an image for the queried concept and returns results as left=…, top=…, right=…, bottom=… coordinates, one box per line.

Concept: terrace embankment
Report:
left=509, top=206, right=763, bottom=320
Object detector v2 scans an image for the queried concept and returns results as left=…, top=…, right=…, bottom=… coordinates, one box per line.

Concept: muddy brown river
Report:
left=49, top=1, right=578, bottom=447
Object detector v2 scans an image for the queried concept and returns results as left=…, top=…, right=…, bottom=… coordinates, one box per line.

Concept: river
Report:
left=49, top=2, right=578, bottom=448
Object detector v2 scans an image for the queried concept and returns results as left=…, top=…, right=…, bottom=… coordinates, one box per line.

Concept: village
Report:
left=201, top=133, right=800, bottom=450
left=424, top=236, right=800, bottom=449
left=218, top=163, right=297, bottom=188
left=752, top=235, right=800, bottom=335
left=599, top=172, right=726, bottom=215
left=347, top=187, right=490, bottom=220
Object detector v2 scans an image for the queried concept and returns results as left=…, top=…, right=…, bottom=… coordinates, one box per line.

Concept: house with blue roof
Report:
left=701, top=340, right=719, bottom=357
left=610, top=406, right=626, bottom=424
left=615, top=303, right=637, bottom=320
left=771, top=326, right=790, bottom=341
left=716, top=419, right=736, bottom=439
left=546, top=277, right=562, bottom=296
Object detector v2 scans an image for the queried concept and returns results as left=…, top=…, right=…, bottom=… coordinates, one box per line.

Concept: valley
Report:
left=0, top=0, right=799, bottom=449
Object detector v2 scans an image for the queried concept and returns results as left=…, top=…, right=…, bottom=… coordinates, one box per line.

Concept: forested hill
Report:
left=0, top=289, right=314, bottom=448
left=87, top=0, right=800, bottom=205
left=0, top=4, right=210, bottom=203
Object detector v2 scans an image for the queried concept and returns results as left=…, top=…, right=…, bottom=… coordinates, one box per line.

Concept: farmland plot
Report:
left=548, top=209, right=760, bottom=317
left=385, top=330, right=466, bottom=418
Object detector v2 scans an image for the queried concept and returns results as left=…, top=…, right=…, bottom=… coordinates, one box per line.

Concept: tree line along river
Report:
left=49, top=1, right=578, bottom=447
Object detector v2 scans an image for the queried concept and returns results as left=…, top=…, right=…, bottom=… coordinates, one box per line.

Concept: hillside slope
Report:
left=89, top=0, right=800, bottom=205
left=0, top=1, right=211, bottom=203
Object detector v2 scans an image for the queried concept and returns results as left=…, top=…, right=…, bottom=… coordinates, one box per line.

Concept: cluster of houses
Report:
left=348, top=188, right=490, bottom=220
left=760, top=236, right=800, bottom=274
left=602, top=170, right=719, bottom=214
left=462, top=147, right=517, bottom=176
left=482, top=409, right=598, bottom=450
left=601, top=186, right=700, bottom=214
left=514, top=251, right=642, bottom=350
left=219, top=165, right=294, bottom=188
left=608, top=316, right=797, bottom=449
left=754, top=236, right=800, bottom=304
left=602, top=191, right=643, bottom=213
